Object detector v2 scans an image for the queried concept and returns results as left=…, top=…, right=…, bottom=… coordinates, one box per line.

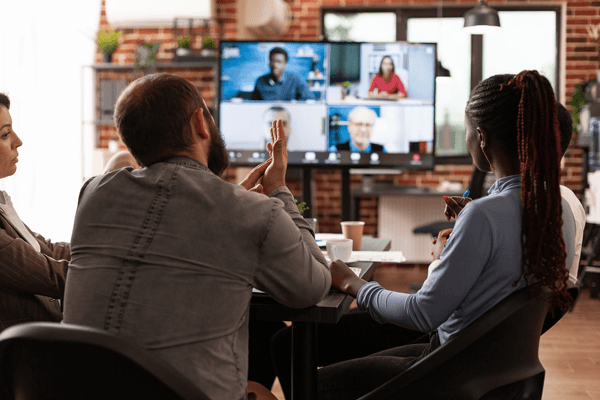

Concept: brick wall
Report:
left=95, top=0, right=595, bottom=236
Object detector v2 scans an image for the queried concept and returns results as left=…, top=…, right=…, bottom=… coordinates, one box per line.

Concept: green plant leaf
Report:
left=97, top=30, right=122, bottom=53
left=202, top=37, right=215, bottom=49
left=295, top=199, right=309, bottom=214
left=569, top=83, right=587, bottom=136
left=178, top=36, right=191, bottom=49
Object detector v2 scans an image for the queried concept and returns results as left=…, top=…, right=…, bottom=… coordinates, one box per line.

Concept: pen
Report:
left=458, top=190, right=470, bottom=206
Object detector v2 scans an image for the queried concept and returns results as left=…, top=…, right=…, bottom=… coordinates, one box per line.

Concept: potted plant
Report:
left=176, top=36, right=192, bottom=58
left=295, top=199, right=309, bottom=214
left=135, top=43, right=160, bottom=71
left=201, top=37, right=216, bottom=57
left=296, top=199, right=317, bottom=231
left=97, top=30, right=122, bottom=63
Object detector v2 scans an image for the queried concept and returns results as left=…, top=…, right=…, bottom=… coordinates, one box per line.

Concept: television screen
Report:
left=218, top=40, right=436, bottom=169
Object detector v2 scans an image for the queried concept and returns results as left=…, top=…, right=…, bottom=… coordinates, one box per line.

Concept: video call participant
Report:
left=317, top=71, right=571, bottom=399
left=62, top=73, right=330, bottom=400
left=0, top=92, right=70, bottom=331
left=0, top=94, right=165, bottom=333
left=270, top=101, right=585, bottom=400
left=331, top=107, right=386, bottom=152
left=368, top=56, right=407, bottom=100
left=251, top=47, right=315, bottom=101
left=100, top=148, right=288, bottom=392
left=441, top=101, right=585, bottom=284
left=263, top=106, right=291, bottom=149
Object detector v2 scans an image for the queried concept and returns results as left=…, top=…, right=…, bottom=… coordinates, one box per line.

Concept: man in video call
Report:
left=263, top=106, right=291, bottom=149
left=62, top=73, right=330, bottom=400
left=333, top=106, right=386, bottom=152
left=251, top=47, right=315, bottom=101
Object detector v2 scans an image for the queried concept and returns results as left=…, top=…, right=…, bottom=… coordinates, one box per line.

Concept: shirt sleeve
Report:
left=368, top=76, right=378, bottom=92
left=394, top=74, right=407, bottom=96
left=251, top=77, right=263, bottom=100
left=0, top=227, right=69, bottom=298
left=253, top=186, right=331, bottom=308
left=296, top=76, right=316, bottom=100
left=357, top=203, right=493, bottom=332
left=28, top=226, right=71, bottom=262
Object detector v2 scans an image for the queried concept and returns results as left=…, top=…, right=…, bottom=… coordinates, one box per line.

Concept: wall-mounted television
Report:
left=218, top=40, right=436, bottom=169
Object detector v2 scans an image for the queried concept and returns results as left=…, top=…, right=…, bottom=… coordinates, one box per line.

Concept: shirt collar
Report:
left=269, top=72, right=286, bottom=85
left=350, top=141, right=371, bottom=153
left=153, top=156, right=211, bottom=173
left=487, top=174, right=521, bottom=195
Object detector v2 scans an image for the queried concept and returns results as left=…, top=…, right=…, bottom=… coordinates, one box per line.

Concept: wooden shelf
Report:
left=90, top=58, right=218, bottom=70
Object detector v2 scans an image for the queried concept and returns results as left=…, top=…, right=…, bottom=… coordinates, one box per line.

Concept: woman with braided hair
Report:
left=460, top=71, right=569, bottom=311
left=315, top=70, right=570, bottom=400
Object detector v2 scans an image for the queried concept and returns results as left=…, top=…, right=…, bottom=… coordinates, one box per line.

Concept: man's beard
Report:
left=207, top=119, right=230, bottom=177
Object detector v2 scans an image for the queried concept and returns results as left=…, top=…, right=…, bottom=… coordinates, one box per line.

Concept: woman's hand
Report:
left=330, top=260, right=367, bottom=297
left=443, top=195, right=472, bottom=221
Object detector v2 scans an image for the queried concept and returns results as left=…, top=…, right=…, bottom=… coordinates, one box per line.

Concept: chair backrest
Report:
left=0, top=322, right=211, bottom=400
left=541, top=279, right=580, bottom=335
left=359, top=287, right=550, bottom=400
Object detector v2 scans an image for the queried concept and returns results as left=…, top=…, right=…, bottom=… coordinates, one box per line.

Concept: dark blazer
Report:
left=335, top=141, right=384, bottom=152
left=0, top=212, right=70, bottom=331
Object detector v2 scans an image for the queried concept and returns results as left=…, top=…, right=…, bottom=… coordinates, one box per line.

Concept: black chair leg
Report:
left=590, top=269, right=600, bottom=299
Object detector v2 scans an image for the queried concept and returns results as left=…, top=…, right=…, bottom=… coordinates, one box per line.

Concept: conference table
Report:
left=249, top=236, right=392, bottom=400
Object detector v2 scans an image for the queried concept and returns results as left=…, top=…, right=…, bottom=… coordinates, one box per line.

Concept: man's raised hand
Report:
left=262, top=119, right=288, bottom=195
left=239, top=159, right=272, bottom=194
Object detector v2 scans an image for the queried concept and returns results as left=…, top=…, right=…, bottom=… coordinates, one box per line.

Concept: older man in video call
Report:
left=333, top=106, right=386, bottom=152
left=263, top=106, right=291, bottom=149
left=62, top=73, right=330, bottom=400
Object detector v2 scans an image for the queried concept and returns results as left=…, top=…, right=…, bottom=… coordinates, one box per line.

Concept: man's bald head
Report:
left=347, top=107, right=377, bottom=151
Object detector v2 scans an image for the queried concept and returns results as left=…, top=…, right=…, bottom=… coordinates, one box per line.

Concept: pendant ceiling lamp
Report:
left=435, top=0, right=451, bottom=79
left=463, top=0, right=501, bottom=34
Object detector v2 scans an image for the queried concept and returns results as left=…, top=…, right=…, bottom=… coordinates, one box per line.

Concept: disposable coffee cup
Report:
left=341, top=221, right=365, bottom=251
left=326, top=239, right=353, bottom=262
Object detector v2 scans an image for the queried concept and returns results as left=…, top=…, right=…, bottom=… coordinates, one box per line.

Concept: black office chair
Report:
left=541, top=279, right=580, bottom=332
left=359, top=286, right=550, bottom=400
left=409, top=279, right=579, bottom=344
left=0, top=322, right=210, bottom=400
left=577, top=222, right=600, bottom=298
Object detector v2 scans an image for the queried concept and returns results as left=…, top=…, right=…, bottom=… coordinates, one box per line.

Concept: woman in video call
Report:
left=314, top=70, right=571, bottom=399
left=368, top=55, right=407, bottom=100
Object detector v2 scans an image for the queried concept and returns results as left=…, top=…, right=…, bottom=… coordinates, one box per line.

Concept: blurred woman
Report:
left=0, top=92, right=70, bottom=330
left=318, top=70, right=570, bottom=399
left=368, top=56, right=407, bottom=99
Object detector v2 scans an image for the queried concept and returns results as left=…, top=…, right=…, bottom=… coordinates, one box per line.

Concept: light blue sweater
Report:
left=357, top=175, right=528, bottom=344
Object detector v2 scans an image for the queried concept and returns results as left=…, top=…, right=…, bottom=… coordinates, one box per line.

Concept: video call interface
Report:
left=219, top=41, right=436, bottom=168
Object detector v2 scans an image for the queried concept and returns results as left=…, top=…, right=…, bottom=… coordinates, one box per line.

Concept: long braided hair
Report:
left=465, top=70, right=570, bottom=313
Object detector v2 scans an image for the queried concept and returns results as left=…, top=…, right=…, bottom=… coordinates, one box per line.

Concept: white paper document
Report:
left=315, top=233, right=345, bottom=247
left=323, top=251, right=406, bottom=264
left=348, top=251, right=406, bottom=263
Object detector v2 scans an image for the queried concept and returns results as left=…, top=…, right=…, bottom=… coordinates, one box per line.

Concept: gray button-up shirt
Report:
left=63, top=156, right=330, bottom=400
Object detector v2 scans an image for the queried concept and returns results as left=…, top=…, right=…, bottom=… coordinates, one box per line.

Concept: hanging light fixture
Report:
left=463, top=0, right=501, bottom=34
left=436, top=60, right=451, bottom=78
left=435, top=0, right=451, bottom=79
